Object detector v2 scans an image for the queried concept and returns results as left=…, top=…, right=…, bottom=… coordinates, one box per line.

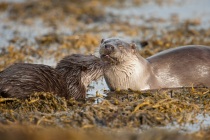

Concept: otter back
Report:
left=0, top=63, right=68, bottom=99
left=147, top=45, right=210, bottom=88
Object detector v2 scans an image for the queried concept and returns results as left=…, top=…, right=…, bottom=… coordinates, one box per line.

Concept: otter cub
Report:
left=0, top=54, right=103, bottom=99
left=99, top=38, right=210, bottom=91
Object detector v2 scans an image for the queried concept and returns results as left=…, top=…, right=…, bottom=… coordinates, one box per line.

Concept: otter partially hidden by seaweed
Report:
left=0, top=54, right=103, bottom=100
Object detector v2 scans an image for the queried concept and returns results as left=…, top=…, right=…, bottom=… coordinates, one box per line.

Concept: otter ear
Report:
left=130, top=43, right=137, bottom=53
left=101, top=38, right=105, bottom=43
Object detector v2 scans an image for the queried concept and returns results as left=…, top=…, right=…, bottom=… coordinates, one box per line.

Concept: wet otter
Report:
left=99, top=38, right=210, bottom=91
left=55, top=54, right=103, bottom=99
left=0, top=54, right=103, bottom=99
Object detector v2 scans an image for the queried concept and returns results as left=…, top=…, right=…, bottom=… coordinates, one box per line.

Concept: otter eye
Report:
left=101, top=38, right=105, bottom=43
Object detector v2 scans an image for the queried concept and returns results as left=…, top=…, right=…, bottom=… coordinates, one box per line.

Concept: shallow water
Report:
left=1, top=0, right=209, bottom=48
left=0, top=17, right=51, bottom=48
left=107, top=0, right=210, bottom=29
left=87, top=78, right=108, bottom=98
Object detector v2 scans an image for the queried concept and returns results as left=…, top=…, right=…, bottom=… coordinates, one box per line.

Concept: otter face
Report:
left=99, top=38, right=147, bottom=91
left=99, top=38, right=137, bottom=65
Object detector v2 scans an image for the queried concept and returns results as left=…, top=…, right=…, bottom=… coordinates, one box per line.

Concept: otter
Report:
left=99, top=38, right=210, bottom=91
left=0, top=54, right=103, bottom=99
left=55, top=54, right=103, bottom=99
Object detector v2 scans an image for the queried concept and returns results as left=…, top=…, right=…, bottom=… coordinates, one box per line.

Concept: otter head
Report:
left=99, top=38, right=151, bottom=91
left=99, top=38, right=138, bottom=65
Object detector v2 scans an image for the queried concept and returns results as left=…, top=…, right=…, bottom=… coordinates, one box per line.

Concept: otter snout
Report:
left=99, top=44, right=115, bottom=56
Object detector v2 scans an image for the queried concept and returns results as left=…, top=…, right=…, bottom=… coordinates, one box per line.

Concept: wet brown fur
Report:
left=0, top=54, right=103, bottom=99
left=0, top=63, right=68, bottom=99
left=55, top=54, right=103, bottom=99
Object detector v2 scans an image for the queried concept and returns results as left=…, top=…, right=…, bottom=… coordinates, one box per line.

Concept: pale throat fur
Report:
left=103, top=53, right=152, bottom=91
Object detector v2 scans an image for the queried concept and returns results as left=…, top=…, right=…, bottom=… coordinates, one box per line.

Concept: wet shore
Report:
left=0, top=0, right=210, bottom=139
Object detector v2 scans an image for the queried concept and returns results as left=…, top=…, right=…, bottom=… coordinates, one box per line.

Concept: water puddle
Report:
left=87, top=78, right=109, bottom=98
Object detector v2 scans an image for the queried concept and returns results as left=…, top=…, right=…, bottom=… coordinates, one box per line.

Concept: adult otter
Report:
left=55, top=54, right=103, bottom=99
left=99, top=38, right=210, bottom=91
left=0, top=54, right=103, bottom=99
